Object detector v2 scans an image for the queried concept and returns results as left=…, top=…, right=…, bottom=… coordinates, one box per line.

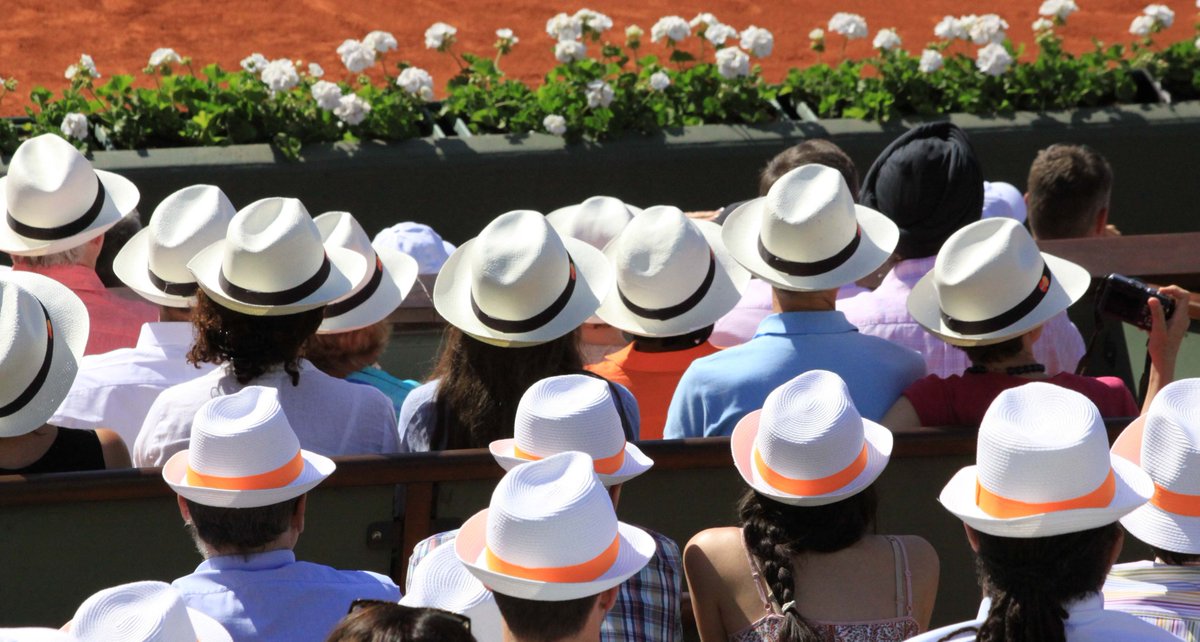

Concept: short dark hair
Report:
left=491, top=592, right=598, bottom=642
left=325, top=603, right=474, bottom=642
left=759, top=139, right=860, bottom=197
left=185, top=497, right=301, bottom=554
left=1026, top=144, right=1113, bottom=240
left=958, top=335, right=1026, bottom=366
left=188, top=290, right=324, bottom=385
left=1152, top=546, right=1200, bottom=566
left=96, top=211, right=143, bottom=288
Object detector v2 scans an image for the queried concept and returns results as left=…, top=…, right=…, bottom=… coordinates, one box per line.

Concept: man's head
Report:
left=491, top=589, right=619, bottom=642
left=179, top=495, right=304, bottom=558
left=759, top=139, right=860, bottom=197
left=1025, top=144, right=1113, bottom=239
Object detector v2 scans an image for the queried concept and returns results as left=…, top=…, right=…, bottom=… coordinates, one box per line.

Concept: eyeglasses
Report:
left=347, top=600, right=471, bottom=632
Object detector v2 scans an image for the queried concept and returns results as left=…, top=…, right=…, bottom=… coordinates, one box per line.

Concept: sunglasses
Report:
left=347, top=599, right=471, bottom=632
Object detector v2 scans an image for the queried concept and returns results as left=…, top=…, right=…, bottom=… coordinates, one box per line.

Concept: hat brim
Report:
left=730, top=410, right=892, bottom=507
left=722, top=198, right=898, bottom=292
left=455, top=510, right=656, bottom=601
left=0, top=271, right=89, bottom=437
left=187, top=607, right=233, bottom=642
left=0, top=170, right=138, bottom=257
left=488, top=440, right=654, bottom=487
left=111, top=227, right=195, bottom=307
left=188, top=243, right=367, bottom=317
left=939, top=455, right=1153, bottom=538
left=162, top=449, right=335, bottom=508
left=596, top=221, right=751, bottom=337
left=433, top=237, right=613, bottom=346
left=318, top=247, right=419, bottom=333
left=1112, top=418, right=1200, bottom=554
left=907, top=252, right=1090, bottom=347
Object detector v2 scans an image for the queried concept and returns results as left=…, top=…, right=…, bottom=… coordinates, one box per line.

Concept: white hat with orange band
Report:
left=456, top=451, right=656, bottom=601
left=941, top=382, right=1152, bottom=538
left=490, top=374, right=653, bottom=486
left=731, top=370, right=893, bottom=507
left=163, top=386, right=336, bottom=509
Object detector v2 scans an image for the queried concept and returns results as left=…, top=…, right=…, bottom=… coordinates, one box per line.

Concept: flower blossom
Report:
left=828, top=13, right=868, bottom=39
left=585, top=80, right=614, bottom=109
left=546, top=13, right=584, bottom=41
left=1143, top=4, right=1175, bottom=28
left=60, top=113, right=88, bottom=140
left=555, top=40, right=587, bottom=63
left=363, top=30, right=398, bottom=53
left=740, top=26, right=774, bottom=58
left=934, top=16, right=967, bottom=40
left=308, top=63, right=324, bottom=78
left=311, top=80, right=343, bottom=110
left=918, top=49, right=943, bottom=73
left=1033, top=17, right=1055, bottom=32
left=261, top=59, right=300, bottom=95
left=575, top=9, right=613, bottom=35
left=65, top=54, right=100, bottom=80
left=333, top=93, right=371, bottom=125
left=397, top=67, right=434, bottom=100
left=240, top=53, right=268, bottom=74
left=715, top=46, right=750, bottom=79
left=651, top=16, right=691, bottom=44
left=1038, top=0, right=1078, bottom=21
left=809, top=28, right=825, bottom=41
left=148, top=48, right=182, bottom=67
left=337, top=39, right=376, bottom=73
left=544, top=114, right=567, bottom=136
left=690, top=13, right=720, bottom=30
left=968, top=14, right=1008, bottom=45
left=975, top=42, right=1013, bottom=76
left=705, top=23, right=738, bottom=47
left=872, top=28, right=902, bottom=51
left=425, top=22, right=458, bottom=50
left=648, top=71, right=671, bottom=91
left=626, top=25, right=644, bottom=42
left=495, top=28, right=519, bottom=54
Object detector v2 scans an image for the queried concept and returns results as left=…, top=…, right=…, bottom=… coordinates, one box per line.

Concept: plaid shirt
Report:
left=407, top=527, right=683, bottom=642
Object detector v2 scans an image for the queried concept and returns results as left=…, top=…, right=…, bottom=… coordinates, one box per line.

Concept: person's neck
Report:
left=771, top=288, right=838, bottom=313
left=971, top=351, right=1045, bottom=377
left=631, top=326, right=712, bottom=353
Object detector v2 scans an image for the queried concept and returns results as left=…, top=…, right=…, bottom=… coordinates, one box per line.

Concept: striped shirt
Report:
left=1104, top=560, right=1200, bottom=641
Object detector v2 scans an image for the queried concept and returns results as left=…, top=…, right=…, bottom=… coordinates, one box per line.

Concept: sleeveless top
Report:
left=731, top=535, right=921, bottom=642
left=0, top=428, right=106, bottom=475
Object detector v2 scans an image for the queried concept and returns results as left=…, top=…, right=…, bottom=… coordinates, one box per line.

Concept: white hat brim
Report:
left=187, top=607, right=233, bottom=642
left=488, top=439, right=654, bottom=487
left=455, top=510, right=656, bottom=601
left=111, top=227, right=195, bottom=307
left=721, top=198, right=898, bottom=292
left=318, top=247, right=419, bottom=333
left=907, top=252, right=1091, bottom=346
left=730, top=409, right=892, bottom=506
left=0, top=170, right=138, bottom=257
left=188, top=243, right=367, bottom=317
left=1113, top=419, right=1200, bottom=554
left=162, top=449, right=335, bottom=508
left=433, top=237, right=613, bottom=346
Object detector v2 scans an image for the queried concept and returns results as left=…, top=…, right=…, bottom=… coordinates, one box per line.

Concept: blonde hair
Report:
left=304, top=321, right=392, bottom=378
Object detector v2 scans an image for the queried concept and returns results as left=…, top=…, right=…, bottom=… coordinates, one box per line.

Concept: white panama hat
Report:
left=314, top=211, right=419, bottom=334
left=456, top=451, right=656, bottom=601
left=162, top=386, right=335, bottom=509
left=0, top=134, right=139, bottom=256
left=722, top=164, right=898, bottom=292
left=490, top=374, right=653, bottom=486
left=731, top=370, right=892, bottom=507
left=113, top=184, right=236, bottom=307
left=401, top=542, right=504, bottom=642
left=71, top=581, right=231, bottom=642
left=596, top=206, right=749, bottom=337
left=546, top=196, right=642, bottom=251
left=0, top=629, right=74, bottom=642
left=188, top=197, right=367, bottom=317
left=940, top=382, right=1152, bottom=538
left=908, top=217, right=1090, bottom=346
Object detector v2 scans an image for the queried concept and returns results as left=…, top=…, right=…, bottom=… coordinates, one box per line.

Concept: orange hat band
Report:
left=976, top=468, right=1115, bottom=518
left=753, top=443, right=868, bottom=496
left=485, top=534, right=620, bottom=583
left=513, top=445, right=626, bottom=475
left=186, top=451, right=305, bottom=491
left=1151, top=483, right=1200, bottom=517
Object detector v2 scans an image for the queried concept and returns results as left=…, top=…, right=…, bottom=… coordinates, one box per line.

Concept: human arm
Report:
left=96, top=429, right=132, bottom=469
left=1141, top=285, right=1191, bottom=412
left=882, top=396, right=921, bottom=430
left=897, top=535, right=940, bottom=631
left=683, top=530, right=733, bottom=642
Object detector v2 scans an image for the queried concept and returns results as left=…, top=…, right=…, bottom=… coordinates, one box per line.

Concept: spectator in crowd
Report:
left=373, top=221, right=456, bottom=276
left=1026, top=143, right=1117, bottom=240
left=400, top=210, right=638, bottom=451
left=588, top=207, right=749, bottom=439
left=50, top=185, right=233, bottom=450
left=981, top=181, right=1027, bottom=223
left=838, top=123, right=1085, bottom=377
left=909, top=383, right=1175, bottom=642
left=304, top=211, right=420, bottom=415
left=401, top=543, right=501, bottom=642
left=0, top=272, right=130, bottom=474
left=134, top=197, right=398, bottom=466
left=684, top=371, right=939, bottom=640
left=165, top=386, right=400, bottom=641
left=94, top=211, right=142, bottom=288
left=455, top=451, right=656, bottom=642
left=326, top=602, right=475, bottom=642
left=69, top=581, right=231, bottom=642
left=0, top=133, right=157, bottom=354
left=665, top=164, right=924, bottom=438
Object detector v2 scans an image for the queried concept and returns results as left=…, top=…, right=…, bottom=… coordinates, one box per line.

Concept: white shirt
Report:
left=51, top=322, right=215, bottom=449
left=909, top=594, right=1181, bottom=641
left=133, top=359, right=400, bottom=466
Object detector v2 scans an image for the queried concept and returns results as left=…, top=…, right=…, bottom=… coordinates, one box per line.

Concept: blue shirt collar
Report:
left=753, top=311, right=859, bottom=338
left=199, top=549, right=297, bottom=572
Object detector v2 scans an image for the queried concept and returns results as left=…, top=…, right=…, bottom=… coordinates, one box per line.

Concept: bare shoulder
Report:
left=685, top=527, right=745, bottom=577
left=896, top=535, right=939, bottom=572
left=95, top=429, right=133, bottom=469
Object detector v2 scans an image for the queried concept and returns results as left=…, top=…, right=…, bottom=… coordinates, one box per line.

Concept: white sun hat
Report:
left=162, top=386, right=335, bottom=508
left=314, top=211, right=419, bottom=334
left=187, top=197, right=367, bottom=317
left=981, top=181, right=1027, bottom=224
left=0, top=629, right=74, bottom=642
left=940, top=382, right=1152, bottom=538
left=908, top=217, right=1090, bottom=347
left=71, top=581, right=231, bottom=642
left=731, top=370, right=892, bottom=507
left=372, top=222, right=456, bottom=275
left=596, top=206, right=750, bottom=338
left=722, top=164, right=898, bottom=292
left=456, top=451, right=656, bottom=601
left=490, top=374, right=653, bottom=486
left=401, top=542, right=503, bottom=642
left=546, top=196, right=643, bottom=251
left=0, top=272, right=88, bottom=438
left=434, top=210, right=613, bottom=347
left=0, top=133, right=140, bottom=257
left=113, top=184, right=236, bottom=307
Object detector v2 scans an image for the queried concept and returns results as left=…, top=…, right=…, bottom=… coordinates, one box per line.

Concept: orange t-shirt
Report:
left=587, top=341, right=721, bottom=440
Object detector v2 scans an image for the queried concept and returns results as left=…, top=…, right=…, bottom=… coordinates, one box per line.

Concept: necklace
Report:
left=966, top=363, right=1047, bottom=376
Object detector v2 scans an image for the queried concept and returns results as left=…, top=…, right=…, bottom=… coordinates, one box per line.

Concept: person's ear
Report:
left=964, top=523, right=981, bottom=553
left=293, top=494, right=307, bottom=534
left=597, top=586, right=620, bottom=613
left=177, top=495, right=191, bottom=524
left=1093, top=207, right=1110, bottom=236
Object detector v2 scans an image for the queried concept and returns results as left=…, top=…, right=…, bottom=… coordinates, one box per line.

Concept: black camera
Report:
left=1094, top=273, right=1175, bottom=331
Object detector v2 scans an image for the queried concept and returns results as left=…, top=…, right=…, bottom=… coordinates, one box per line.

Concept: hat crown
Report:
left=754, top=370, right=868, bottom=481
left=548, top=196, right=635, bottom=250
left=374, top=222, right=453, bottom=275
left=760, top=164, right=859, bottom=263
left=5, top=134, right=102, bottom=230
left=187, top=386, right=302, bottom=484
left=470, top=210, right=571, bottom=322
left=316, top=211, right=375, bottom=260
left=404, top=541, right=495, bottom=613
left=610, top=206, right=712, bottom=310
left=1142, top=379, right=1200, bottom=494
left=514, top=375, right=625, bottom=461
left=220, top=197, right=326, bottom=293
left=147, top=185, right=235, bottom=284
left=72, top=581, right=197, bottom=642
left=0, top=281, right=53, bottom=415
left=933, top=218, right=1045, bottom=323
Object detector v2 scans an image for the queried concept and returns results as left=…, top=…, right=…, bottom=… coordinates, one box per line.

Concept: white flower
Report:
left=648, top=71, right=671, bottom=91
left=934, top=15, right=967, bottom=40
left=975, top=42, right=1013, bottom=76
left=496, top=28, right=518, bottom=44
left=809, top=28, right=825, bottom=40
left=585, top=80, right=614, bottom=109
left=425, top=22, right=458, bottom=50
left=397, top=67, right=434, bottom=101
left=626, top=25, right=644, bottom=40
left=1143, top=4, right=1175, bottom=28
left=261, top=58, right=300, bottom=95
left=575, top=9, right=613, bottom=34
left=60, top=113, right=88, bottom=140
left=1033, top=17, right=1055, bottom=31
left=715, top=46, right=750, bottom=79
left=308, top=62, right=324, bottom=78
left=240, top=53, right=268, bottom=74
left=1130, top=14, right=1156, bottom=35
left=311, top=80, right=343, bottom=110
left=705, top=23, right=738, bottom=47
left=65, top=54, right=100, bottom=80
left=651, top=16, right=691, bottom=44
left=543, top=114, right=567, bottom=136
left=1038, top=0, right=1078, bottom=20
left=918, top=49, right=944, bottom=73
left=872, top=28, right=902, bottom=51
left=148, top=48, right=182, bottom=67
left=555, top=40, right=587, bottom=63
left=740, top=26, right=774, bottom=58
left=828, top=13, right=868, bottom=39
left=690, top=13, right=720, bottom=30
left=1195, top=35, right=1200, bottom=49
left=333, top=93, right=371, bottom=125
left=337, top=39, right=376, bottom=73
left=968, top=14, right=1008, bottom=44
left=363, top=30, right=398, bottom=53
left=546, top=13, right=584, bottom=41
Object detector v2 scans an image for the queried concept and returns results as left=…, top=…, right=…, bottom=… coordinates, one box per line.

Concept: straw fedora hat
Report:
left=546, top=196, right=642, bottom=251
left=0, top=134, right=140, bottom=257
left=908, top=217, right=1090, bottom=347
left=596, top=206, right=749, bottom=337
left=731, top=370, right=892, bottom=507
left=941, top=382, right=1152, bottom=538
left=401, top=543, right=503, bottom=642
left=722, top=164, right=898, bottom=292
left=113, top=185, right=236, bottom=307
left=434, top=210, right=613, bottom=347
left=314, top=211, right=418, bottom=334
left=163, top=386, right=335, bottom=508
left=490, top=374, right=653, bottom=486
left=188, top=197, right=367, bottom=317
left=0, top=272, right=88, bottom=438
left=71, top=581, right=231, bottom=642
left=456, top=451, right=656, bottom=601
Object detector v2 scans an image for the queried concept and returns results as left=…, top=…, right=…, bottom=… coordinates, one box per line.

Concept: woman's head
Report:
left=326, top=602, right=474, bottom=642
left=957, top=329, right=1041, bottom=366
left=304, top=320, right=391, bottom=379
left=188, top=290, right=324, bottom=385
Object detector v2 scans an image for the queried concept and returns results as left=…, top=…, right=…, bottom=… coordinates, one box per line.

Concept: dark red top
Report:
left=903, top=372, right=1139, bottom=427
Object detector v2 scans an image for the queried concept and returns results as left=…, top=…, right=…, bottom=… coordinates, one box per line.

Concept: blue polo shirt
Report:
left=663, top=311, right=925, bottom=438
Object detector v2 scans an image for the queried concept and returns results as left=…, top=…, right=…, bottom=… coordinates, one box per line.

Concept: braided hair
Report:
left=737, top=486, right=877, bottom=642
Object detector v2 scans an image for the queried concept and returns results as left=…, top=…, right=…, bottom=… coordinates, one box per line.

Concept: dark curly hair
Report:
left=188, top=290, right=324, bottom=385
left=325, top=603, right=475, bottom=642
